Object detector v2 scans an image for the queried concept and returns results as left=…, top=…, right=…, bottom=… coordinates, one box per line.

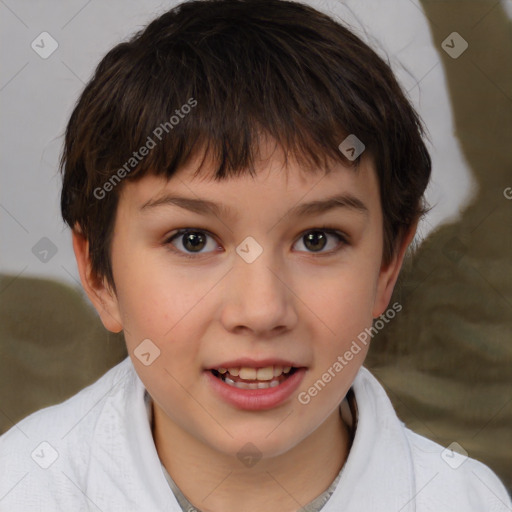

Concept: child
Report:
left=1, top=0, right=510, bottom=510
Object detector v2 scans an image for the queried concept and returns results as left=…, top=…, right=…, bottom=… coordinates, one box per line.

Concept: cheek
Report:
left=113, top=250, right=205, bottom=346
left=116, top=261, right=206, bottom=392
left=304, top=262, right=378, bottom=331
left=298, top=271, right=375, bottom=406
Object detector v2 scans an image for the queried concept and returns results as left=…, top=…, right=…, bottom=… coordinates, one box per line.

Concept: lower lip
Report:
left=205, top=368, right=306, bottom=411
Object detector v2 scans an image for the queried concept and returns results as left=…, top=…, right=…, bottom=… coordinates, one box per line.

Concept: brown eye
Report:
left=165, top=229, right=219, bottom=258
left=294, top=229, right=347, bottom=254
left=181, top=231, right=207, bottom=252
left=303, top=231, right=327, bottom=252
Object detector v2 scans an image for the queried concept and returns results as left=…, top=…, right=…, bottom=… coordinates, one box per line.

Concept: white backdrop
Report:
left=1, top=0, right=508, bottom=288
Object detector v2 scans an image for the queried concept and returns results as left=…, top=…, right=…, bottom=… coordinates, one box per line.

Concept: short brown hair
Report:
left=60, top=0, right=431, bottom=291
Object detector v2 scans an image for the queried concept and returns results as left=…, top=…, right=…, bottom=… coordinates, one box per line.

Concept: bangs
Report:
left=97, top=7, right=373, bottom=187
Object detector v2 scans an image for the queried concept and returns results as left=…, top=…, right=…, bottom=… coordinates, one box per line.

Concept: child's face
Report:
left=79, top=143, right=406, bottom=460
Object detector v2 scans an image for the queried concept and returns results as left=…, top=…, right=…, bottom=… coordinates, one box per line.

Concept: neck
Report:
left=153, top=405, right=350, bottom=512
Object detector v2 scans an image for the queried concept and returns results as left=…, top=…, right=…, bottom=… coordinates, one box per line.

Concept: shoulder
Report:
left=405, top=429, right=512, bottom=511
left=352, top=367, right=511, bottom=510
left=0, top=357, right=135, bottom=507
left=0, top=356, right=133, bottom=447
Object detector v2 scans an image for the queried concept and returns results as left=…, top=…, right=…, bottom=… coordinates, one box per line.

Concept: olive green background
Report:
left=366, top=0, right=512, bottom=492
left=1, top=0, right=511, bottom=494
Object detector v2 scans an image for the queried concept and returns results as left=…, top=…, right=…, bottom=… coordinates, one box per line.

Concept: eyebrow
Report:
left=140, top=193, right=369, bottom=219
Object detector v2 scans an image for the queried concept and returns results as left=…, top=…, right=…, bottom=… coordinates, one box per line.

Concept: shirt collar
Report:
left=321, top=366, right=416, bottom=512
left=88, top=358, right=415, bottom=511
left=144, top=388, right=358, bottom=512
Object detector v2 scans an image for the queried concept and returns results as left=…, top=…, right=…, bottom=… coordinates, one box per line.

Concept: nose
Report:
left=220, top=243, right=298, bottom=337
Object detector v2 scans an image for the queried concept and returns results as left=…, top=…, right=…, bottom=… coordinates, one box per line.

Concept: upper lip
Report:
left=206, top=358, right=305, bottom=370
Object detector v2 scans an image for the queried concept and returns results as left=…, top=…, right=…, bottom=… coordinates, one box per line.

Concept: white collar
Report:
left=86, top=358, right=415, bottom=511
left=321, top=366, right=416, bottom=511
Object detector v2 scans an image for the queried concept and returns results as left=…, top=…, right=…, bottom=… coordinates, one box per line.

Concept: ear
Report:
left=372, top=221, right=418, bottom=318
left=72, top=228, right=123, bottom=333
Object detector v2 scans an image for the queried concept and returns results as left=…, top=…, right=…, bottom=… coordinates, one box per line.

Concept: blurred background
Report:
left=1, top=0, right=511, bottom=495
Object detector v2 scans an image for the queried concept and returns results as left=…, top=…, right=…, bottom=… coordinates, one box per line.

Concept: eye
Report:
left=293, top=228, right=348, bottom=254
left=163, top=227, right=348, bottom=259
left=164, top=229, right=220, bottom=258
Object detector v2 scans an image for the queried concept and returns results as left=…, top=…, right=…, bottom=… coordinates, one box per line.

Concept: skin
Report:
left=73, top=141, right=416, bottom=512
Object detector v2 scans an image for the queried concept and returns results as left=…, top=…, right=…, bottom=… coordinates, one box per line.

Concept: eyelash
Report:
left=163, top=226, right=349, bottom=259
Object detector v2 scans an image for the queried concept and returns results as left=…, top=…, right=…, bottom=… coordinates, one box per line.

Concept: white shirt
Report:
left=0, top=356, right=510, bottom=511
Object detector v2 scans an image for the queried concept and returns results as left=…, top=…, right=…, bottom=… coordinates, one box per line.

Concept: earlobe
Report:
left=72, top=229, right=123, bottom=333
left=372, top=222, right=418, bottom=318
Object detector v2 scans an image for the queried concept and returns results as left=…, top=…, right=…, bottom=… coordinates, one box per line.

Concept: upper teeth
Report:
left=216, top=366, right=292, bottom=381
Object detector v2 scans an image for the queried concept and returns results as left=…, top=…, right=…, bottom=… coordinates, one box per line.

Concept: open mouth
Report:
left=210, top=366, right=299, bottom=390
